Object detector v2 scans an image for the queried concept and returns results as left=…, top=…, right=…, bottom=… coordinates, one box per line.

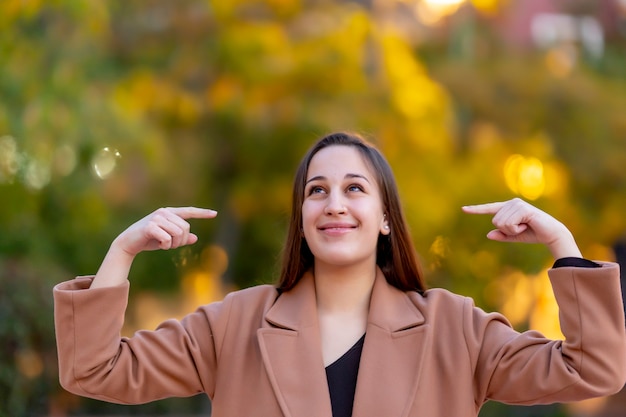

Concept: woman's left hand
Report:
left=462, top=198, right=582, bottom=260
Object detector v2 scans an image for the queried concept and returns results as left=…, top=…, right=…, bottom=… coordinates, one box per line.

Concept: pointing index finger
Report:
left=461, top=202, right=506, bottom=215
left=167, top=207, right=218, bottom=219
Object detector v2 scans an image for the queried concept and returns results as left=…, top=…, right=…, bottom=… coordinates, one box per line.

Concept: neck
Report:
left=313, top=261, right=377, bottom=314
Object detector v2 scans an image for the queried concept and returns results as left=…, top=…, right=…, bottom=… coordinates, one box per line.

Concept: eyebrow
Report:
left=305, top=173, right=371, bottom=185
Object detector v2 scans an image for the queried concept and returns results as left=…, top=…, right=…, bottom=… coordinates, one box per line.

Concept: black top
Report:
left=325, top=334, right=365, bottom=417
left=552, top=257, right=601, bottom=269
left=323, top=257, right=599, bottom=417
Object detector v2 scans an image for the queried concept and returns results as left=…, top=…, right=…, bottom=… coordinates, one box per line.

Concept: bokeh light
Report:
left=416, top=0, right=466, bottom=26
left=92, top=147, right=121, bottom=179
left=15, top=348, right=44, bottom=380
left=52, top=144, right=77, bottom=177
left=24, top=158, right=50, bottom=190
left=0, top=135, right=19, bottom=183
left=504, top=154, right=546, bottom=200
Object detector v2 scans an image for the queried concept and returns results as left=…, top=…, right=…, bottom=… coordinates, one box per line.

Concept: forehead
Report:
left=306, top=145, right=374, bottom=179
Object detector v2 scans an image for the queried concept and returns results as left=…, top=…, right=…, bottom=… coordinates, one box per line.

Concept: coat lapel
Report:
left=352, top=270, right=430, bottom=417
left=257, top=272, right=333, bottom=417
left=258, top=269, right=429, bottom=417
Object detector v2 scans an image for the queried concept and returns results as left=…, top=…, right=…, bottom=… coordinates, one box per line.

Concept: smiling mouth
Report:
left=318, top=225, right=357, bottom=231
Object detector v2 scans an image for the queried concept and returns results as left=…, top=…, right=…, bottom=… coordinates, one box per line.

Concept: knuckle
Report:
left=152, top=210, right=167, bottom=221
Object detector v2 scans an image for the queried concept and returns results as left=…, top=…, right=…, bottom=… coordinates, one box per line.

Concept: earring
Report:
left=384, top=225, right=389, bottom=230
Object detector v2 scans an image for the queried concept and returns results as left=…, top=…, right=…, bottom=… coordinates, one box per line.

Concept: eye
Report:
left=347, top=184, right=364, bottom=193
left=307, top=185, right=326, bottom=195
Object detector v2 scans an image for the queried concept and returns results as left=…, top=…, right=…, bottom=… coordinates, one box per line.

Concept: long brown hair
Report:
left=278, top=132, right=426, bottom=293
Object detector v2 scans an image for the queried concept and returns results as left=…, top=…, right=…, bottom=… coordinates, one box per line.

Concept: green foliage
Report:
left=0, top=257, right=62, bottom=417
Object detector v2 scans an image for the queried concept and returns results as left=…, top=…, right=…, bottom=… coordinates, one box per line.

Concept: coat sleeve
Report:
left=468, top=262, right=626, bottom=405
left=53, top=276, right=230, bottom=404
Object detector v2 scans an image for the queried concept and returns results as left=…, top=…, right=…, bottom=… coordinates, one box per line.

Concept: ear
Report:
left=380, top=213, right=390, bottom=235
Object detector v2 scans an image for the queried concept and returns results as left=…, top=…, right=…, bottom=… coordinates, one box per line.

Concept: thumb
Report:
left=187, top=233, right=199, bottom=245
left=486, top=223, right=529, bottom=242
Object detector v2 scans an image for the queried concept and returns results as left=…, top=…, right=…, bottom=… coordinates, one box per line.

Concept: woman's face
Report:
left=302, top=145, right=390, bottom=270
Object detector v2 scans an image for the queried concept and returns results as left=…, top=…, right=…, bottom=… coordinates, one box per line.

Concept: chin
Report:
left=313, top=253, right=372, bottom=269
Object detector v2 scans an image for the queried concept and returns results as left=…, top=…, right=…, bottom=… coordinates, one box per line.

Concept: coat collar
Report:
left=264, top=268, right=425, bottom=331
left=258, top=268, right=429, bottom=417
left=263, top=270, right=319, bottom=331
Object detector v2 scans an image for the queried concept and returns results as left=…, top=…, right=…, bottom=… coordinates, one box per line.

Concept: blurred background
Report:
left=2, top=0, right=626, bottom=416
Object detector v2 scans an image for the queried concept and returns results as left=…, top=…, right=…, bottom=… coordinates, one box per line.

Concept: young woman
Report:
left=54, top=132, right=626, bottom=417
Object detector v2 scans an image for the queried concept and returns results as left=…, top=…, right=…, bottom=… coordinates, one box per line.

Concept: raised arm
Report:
left=91, top=207, right=217, bottom=289
left=55, top=206, right=221, bottom=403
left=462, top=198, right=626, bottom=403
left=461, top=198, right=582, bottom=260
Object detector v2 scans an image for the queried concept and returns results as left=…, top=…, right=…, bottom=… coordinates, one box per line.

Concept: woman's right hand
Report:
left=91, top=207, right=217, bottom=289
left=112, top=207, right=218, bottom=257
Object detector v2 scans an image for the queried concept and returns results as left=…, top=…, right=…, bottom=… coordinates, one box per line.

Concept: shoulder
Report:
left=197, top=284, right=279, bottom=321
left=407, top=287, right=472, bottom=310
left=224, top=284, right=279, bottom=308
left=405, top=287, right=504, bottom=329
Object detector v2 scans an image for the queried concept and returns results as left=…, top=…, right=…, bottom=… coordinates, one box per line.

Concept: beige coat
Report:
left=54, top=263, right=626, bottom=417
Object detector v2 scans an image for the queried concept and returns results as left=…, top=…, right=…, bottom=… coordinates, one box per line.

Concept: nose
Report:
left=324, top=190, right=346, bottom=215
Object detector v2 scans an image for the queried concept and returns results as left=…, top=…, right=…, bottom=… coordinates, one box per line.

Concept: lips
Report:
left=318, top=222, right=357, bottom=231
